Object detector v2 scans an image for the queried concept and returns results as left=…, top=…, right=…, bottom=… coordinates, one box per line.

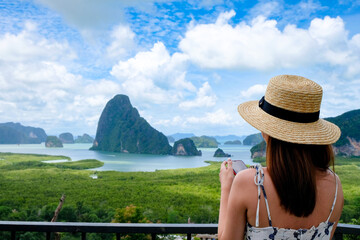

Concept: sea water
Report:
left=0, top=143, right=253, bottom=172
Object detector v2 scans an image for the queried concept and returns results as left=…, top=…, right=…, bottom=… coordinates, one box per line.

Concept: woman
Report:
left=218, top=75, right=344, bottom=239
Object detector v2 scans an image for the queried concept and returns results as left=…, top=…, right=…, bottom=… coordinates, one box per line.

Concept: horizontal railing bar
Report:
left=0, top=221, right=359, bottom=236
left=0, top=221, right=217, bottom=234
left=335, top=223, right=360, bottom=235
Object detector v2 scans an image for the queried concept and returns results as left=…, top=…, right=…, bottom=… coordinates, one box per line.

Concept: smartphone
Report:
left=232, top=160, right=247, bottom=175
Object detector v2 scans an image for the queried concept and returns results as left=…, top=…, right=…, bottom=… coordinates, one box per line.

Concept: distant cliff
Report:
left=190, top=136, right=218, bottom=148
left=171, top=138, right=201, bottom=156
left=59, top=132, right=74, bottom=144
left=0, top=122, right=47, bottom=144
left=90, top=95, right=172, bottom=155
left=243, top=133, right=263, bottom=146
left=224, top=140, right=242, bottom=145
left=75, top=134, right=94, bottom=143
left=326, top=109, right=360, bottom=156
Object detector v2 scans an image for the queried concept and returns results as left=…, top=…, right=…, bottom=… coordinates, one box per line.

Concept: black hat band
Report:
left=259, top=96, right=320, bottom=123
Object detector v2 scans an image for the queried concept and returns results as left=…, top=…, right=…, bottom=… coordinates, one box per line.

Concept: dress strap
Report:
left=326, top=169, right=338, bottom=223
left=254, top=164, right=272, bottom=227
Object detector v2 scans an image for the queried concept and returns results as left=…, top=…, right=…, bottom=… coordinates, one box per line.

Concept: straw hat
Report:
left=238, top=75, right=341, bottom=145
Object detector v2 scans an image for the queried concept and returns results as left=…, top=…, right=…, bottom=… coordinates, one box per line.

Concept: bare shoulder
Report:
left=231, top=167, right=257, bottom=190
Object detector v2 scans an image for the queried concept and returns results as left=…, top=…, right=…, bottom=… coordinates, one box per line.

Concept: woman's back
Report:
left=218, top=75, right=344, bottom=240
left=236, top=166, right=344, bottom=239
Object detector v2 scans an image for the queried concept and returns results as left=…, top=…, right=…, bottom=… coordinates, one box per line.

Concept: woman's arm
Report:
left=218, top=160, right=248, bottom=240
left=218, top=160, right=234, bottom=239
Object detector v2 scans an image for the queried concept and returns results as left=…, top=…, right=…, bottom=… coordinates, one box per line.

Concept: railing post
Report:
left=187, top=233, right=191, bottom=240
left=116, top=233, right=120, bottom=240
left=151, top=233, right=156, bottom=240
left=333, top=232, right=343, bottom=240
left=82, top=232, right=86, bottom=240
left=11, top=231, right=15, bottom=240
left=46, top=232, right=51, bottom=240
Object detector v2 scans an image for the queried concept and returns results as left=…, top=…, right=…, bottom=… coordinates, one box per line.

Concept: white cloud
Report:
left=179, top=12, right=360, bottom=77
left=0, top=22, right=122, bottom=135
left=0, top=22, right=75, bottom=63
left=186, top=109, right=235, bottom=125
left=240, top=84, right=267, bottom=99
left=179, top=82, right=217, bottom=109
left=106, top=24, right=136, bottom=60
left=248, top=1, right=281, bottom=18
left=111, top=42, right=194, bottom=104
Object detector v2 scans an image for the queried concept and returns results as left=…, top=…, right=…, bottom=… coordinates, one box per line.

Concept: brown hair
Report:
left=266, top=136, right=334, bottom=217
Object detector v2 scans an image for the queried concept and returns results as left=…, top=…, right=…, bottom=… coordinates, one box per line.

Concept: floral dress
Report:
left=245, top=165, right=338, bottom=240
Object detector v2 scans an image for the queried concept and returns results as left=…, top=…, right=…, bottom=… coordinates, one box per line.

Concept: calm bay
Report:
left=0, top=143, right=253, bottom=172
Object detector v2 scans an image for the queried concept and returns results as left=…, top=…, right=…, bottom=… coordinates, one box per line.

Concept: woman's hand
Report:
left=219, top=159, right=235, bottom=192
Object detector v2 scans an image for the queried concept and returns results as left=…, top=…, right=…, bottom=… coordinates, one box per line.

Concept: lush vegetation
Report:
left=190, top=136, right=218, bottom=148
left=243, top=133, right=263, bottom=145
left=0, top=152, right=359, bottom=239
left=90, top=94, right=172, bottom=155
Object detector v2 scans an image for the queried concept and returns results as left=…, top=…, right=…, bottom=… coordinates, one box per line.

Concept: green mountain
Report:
left=75, top=134, right=94, bottom=143
left=243, top=133, right=263, bottom=146
left=325, top=109, right=360, bottom=147
left=0, top=122, right=47, bottom=144
left=325, top=109, right=360, bottom=156
left=190, top=136, right=218, bottom=148
left=90, top=95, right=172, bottom=155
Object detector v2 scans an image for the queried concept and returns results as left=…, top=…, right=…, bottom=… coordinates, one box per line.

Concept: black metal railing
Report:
left=0, top=221, right=359, bottom=240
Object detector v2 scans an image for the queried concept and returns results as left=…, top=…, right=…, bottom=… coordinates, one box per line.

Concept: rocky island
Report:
left=171, top=138, right=202, bottom=156
left=45, top=136, right=63, bottom=148
left=90, top=95, right=172, bottom=155
left=213, top=148, right=231, bottom=157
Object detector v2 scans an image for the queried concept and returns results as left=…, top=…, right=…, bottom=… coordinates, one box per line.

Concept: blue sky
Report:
left=1, top=0, right=360, bottom=137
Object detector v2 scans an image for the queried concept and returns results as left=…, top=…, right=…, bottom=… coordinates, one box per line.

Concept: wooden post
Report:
left=51, top=194, right=66, bottom=240
left=51, top=194, right=66, bottom=222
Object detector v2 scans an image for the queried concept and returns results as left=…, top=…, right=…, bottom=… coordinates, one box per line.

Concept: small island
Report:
left=213, top=148, right=231, bottom=157
left=224, top=140, right=242, bottom=145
